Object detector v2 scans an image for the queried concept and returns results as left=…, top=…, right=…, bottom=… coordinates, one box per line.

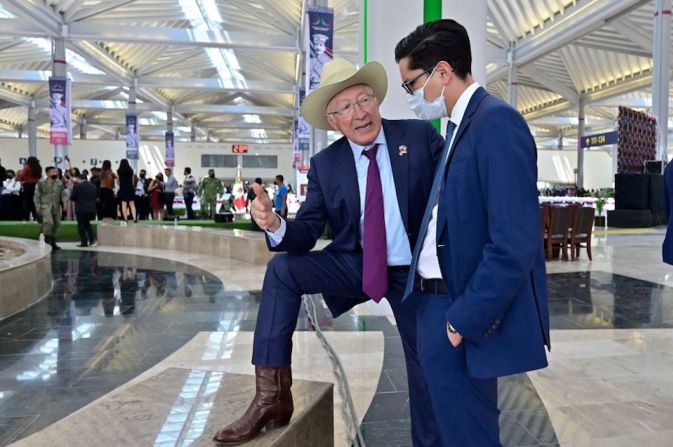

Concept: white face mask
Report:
left=405, top=66, right=448, bottom=120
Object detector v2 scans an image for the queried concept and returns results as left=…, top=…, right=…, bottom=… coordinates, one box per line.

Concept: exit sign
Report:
left=232, top=144, right=249, bottom=153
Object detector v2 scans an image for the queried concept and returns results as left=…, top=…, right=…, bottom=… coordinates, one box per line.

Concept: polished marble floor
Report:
left=1, top=230, right=673, bottom=446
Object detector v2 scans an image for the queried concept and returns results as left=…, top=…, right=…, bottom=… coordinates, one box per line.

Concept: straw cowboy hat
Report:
left=301, top=57, right=388, bottom=130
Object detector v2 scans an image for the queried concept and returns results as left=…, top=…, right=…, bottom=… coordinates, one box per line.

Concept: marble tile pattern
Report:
left=97, top=222, right=274, bottom=265
left=0, top=237, right=52, bottom=321
left=9, top=368, right=334, bottom=447
left=4, top=229, right=673, bottom=447
left=528, top=329, right=673, bottom=447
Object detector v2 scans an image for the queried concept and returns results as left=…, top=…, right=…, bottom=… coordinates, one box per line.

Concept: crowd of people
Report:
left=0, top=156, right=294, bottom=248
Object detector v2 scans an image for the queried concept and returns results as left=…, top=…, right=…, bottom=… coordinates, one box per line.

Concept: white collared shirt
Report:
left=416, top=82, right=481, bottom=279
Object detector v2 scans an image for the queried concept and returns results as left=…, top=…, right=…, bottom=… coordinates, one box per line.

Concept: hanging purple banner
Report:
left=48, top=77, right=72, bottom=145
left=305, top=5, right=334, bottom=92
left=165, top=131, right=175, bottom=167
left=125, top=114, right=139, bottom=160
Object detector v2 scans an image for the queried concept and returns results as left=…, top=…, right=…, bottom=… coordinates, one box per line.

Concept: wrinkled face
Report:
left=325, top=84, right=381, bottom=147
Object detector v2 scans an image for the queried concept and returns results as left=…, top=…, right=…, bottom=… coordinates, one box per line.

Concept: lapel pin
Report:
left=398, top=145, right=408, bottom=156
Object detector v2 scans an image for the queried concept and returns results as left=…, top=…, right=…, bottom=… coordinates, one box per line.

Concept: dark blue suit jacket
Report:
left=268, top=118, right=444, bottom=317
left=663, top=162, right=673, bottom=264
left=437, top=87, right=550, bottom=379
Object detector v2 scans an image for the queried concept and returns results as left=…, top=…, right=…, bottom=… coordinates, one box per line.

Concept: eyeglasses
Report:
left=401, top=68, right=432, bottom=95
left=326, top=94, right=376, bottom=118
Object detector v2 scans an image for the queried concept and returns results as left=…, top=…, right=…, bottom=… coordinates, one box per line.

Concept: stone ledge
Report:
left=0, top=237, right=53, bottom=321
left=10, top=367, right=334, bottom=447
left=97, top=222, right=274, bottom=265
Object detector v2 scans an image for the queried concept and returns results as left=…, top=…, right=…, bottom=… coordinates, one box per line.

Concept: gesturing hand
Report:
left=251, top=184, right=280, bottom=232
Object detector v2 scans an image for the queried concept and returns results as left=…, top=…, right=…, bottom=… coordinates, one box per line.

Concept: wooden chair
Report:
left=546, top=205, right=573, bottom=260
left=569, top=206, right=595, bottom=261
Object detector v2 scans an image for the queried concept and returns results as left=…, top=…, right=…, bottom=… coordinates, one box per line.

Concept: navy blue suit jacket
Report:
left=663, top=162, right=673, bottom=264
left=268, top=119, right=444, bottom=317
left=437, top=87, right=551, bottom=379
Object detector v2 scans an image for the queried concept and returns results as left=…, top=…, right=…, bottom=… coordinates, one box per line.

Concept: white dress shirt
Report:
left=416, top=82, right=481, bottom=279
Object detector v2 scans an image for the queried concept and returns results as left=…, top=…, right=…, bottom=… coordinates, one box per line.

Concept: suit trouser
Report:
left=252, top=250, right=441, bottom=447
left=415, top=290, right=501, bottom=447
left=184, top=192, right=195, bottom=219
left=76, top=213, right=95, bottom=245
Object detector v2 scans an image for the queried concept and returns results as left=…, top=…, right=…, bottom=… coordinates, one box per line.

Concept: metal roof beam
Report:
left=0, top=69, right=295, bottom=95
left=35, top=99, right=292, bottom=116
left=528, top=116, right=614, bottom=127
left=1, top=0, right=60, bottom=36
left=82, top=118, right=290, bottom=130
left=592, top=97, right=653, bottom=108
left=519, top=66, right=580, bottom=106
left=140, top=77, right=294, bottom=94
left=0, top=68, right=117, bottom=85
left=0, top=86, right=30, bottom=107
left=524, top=70, right=657, bottom=121
left=69, top=0, right=136, bottom=22
left=487, top=5, right=512, bottom=45
left=572, top=41, right=652, bottom=58
left=67, top=22, right=298, bottom=52
left=612, top=17, right=653, bottom=53
left=62, top=0, right=87, bottom=22
left=488, top=0, right=651, bottom=83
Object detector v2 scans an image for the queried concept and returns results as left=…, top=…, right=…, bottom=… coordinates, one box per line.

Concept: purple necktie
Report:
left=362, top=144, right=388, bottom=302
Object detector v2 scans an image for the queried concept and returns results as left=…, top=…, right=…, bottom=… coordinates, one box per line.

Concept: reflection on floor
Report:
left=1, top=230, right=673, bottom=446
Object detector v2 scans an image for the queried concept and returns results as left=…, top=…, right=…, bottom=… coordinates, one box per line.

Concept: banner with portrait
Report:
left=48, top=77, right=72, bottom=145
left=125, top=113, right=139, bottom=160
left=165, top=131, right=175, bottom=167
left=305, top=6, right=334, bottom=93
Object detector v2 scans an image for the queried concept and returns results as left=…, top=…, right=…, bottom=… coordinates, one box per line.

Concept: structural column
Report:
left=190, top=122, right=197, bottom=142
left=52, top=38, right=68, bottom=170
left=507, top=42, right=518, bottom=109
left=28, top=100, right=37, bottom=157
left=80, top=115, right=87, bottom=140
left=652, top=0, right=671, bottom=161
left=128, top=79, right=138, bottom=170
left=167, top=106, right=173, bottom=134
left=366, top=0, right=487, bottom=121
left=367, top=0, right=425, bottom=120
left=577, top=94, right=586, bottom=189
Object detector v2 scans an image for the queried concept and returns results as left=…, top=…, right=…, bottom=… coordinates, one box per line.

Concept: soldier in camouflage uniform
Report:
left=198, top=169, right=223, bottom=219
left=34, top=166, right=68, bottom=250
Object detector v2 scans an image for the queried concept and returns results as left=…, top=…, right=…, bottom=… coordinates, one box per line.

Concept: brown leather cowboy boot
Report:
left=213, top=365, right=293, bottom=445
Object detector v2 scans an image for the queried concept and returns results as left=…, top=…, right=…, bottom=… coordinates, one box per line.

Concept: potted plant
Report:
left=594, top=196, right=607, bottom=226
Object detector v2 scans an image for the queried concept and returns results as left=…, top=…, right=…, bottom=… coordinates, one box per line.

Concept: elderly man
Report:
left=213, top=57, right=445, bottom=446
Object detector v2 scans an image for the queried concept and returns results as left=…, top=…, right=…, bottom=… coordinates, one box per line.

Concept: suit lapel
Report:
left=335, top=138, right=361, bottom=234
left=382, top=120, right=410, bottom=232
left=437, top=87, right=488, bottom=236
left=444, top=87, right=488, bottom=173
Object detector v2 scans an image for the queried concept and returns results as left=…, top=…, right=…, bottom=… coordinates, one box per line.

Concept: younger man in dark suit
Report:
left=70, top=173, right=98, bottom=247
left=396, top=19, right=550, bottom=446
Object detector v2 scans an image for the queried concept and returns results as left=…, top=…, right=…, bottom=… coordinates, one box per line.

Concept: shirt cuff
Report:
left=265, top=214, right=286, bottom=247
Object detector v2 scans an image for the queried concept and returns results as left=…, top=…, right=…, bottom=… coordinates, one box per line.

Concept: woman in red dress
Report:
left=148, top=172, right=164, bottom=221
